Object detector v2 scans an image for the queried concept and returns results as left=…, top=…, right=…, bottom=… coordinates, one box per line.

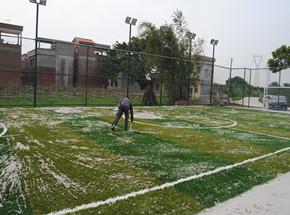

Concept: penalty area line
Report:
left=47, top=147, right=290, bottom=215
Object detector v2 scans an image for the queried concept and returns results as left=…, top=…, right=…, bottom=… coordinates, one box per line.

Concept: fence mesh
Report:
left=0, top=35, right=289, bottom=108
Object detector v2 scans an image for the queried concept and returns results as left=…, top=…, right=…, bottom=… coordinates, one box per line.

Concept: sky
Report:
left=1, top=0, right=290, bottom=85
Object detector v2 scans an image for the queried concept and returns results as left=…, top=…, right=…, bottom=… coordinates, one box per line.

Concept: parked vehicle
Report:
left=263, top=95, right=288, bottom=110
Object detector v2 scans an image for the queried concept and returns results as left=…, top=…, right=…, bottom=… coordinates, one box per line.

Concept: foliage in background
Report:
left=267, top=45, right=290, bottom=73
left=226, top=76, right=263, bottom=99
left=102, top=10, right=204, bottom=105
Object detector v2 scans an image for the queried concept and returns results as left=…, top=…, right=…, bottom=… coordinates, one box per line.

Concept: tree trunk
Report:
left=142, top=81, right=157, bottom=106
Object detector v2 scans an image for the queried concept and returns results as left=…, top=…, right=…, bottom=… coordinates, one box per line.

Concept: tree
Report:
left=267, top=45, right=290, bottom=73
left=104, top=10, right=204, bottom=105
left=226, top=76, right=263, bottom=99
left=269, top=81, right=280, bottom=87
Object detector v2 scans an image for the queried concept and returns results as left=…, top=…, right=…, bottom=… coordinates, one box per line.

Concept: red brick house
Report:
left=0, top=22, right=23, bottom=87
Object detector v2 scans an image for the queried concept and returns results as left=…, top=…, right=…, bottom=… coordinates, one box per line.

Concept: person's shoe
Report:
left=111, top=125, right=115, bottom=131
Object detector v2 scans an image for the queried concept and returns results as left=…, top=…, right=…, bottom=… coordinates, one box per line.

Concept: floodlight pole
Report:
left=126, top=23, right=132, bottom=98
left=228, top=58, right=233, bottom=104
left=209, top=39, right=218, bottom=105
left=30, top=0, right=46, bottom=107
left=125, top=17, right=137, bottom=98
left=186, top=32, right=196, bottom=105
left=159, top=26, right=166, bottom=106
left=33, top=3, right=39, bottom=107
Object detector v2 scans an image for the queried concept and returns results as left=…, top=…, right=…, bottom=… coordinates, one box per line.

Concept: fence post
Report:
left=187, top=60, right=192, bottom=106
left=33, top=5, right=39, bottom=107
left=85, top=46, right=89, bottom=106
left=242, top=68, right=246, bottom=107
left=248, top=69, right=252, bottom=107
left=278, top=71, right=281, bottom=104
left=160, top=67, right=163, bottom=106
left=228, top=58, right=233, bottom=104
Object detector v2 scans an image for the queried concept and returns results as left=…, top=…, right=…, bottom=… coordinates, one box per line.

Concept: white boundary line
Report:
left=232, top=128, right=290, bottom=141
left=134, top=118, right=237, bottom=129
left=0, top=123, right=7, bottom=137
left=47, top=147, right=290, bottom=215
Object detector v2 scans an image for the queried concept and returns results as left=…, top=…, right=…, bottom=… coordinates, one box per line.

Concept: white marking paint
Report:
left=134, top=118, right=237, bottom=129
left=15, top=142, right=30, bottom=151
left=0, top=123, right=7, bottom=137
left=232, top=128, right=290, bottom=141
left=54, top=107, right=83, bottom=114
left=134, top=112, right=163, bottom=119
left=47, top=147, right=290, bottom=215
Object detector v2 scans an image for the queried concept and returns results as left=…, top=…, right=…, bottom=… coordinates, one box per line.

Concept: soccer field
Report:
left=1, top=106, right=290, bottom=215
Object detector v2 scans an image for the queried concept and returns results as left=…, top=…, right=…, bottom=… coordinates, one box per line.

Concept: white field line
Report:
left=0, top=123, right=8, bottom=137
left=231, top=128, right=290, bottom=141
left=47, top=147, right=290, bottom=215
left=134, top=118, right=237, bottom=129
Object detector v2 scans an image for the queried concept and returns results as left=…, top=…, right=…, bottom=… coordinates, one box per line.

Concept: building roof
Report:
left=72, top=37, right=110, bottom=49
left=0, top=22, right=23, bottom=34
left=72, top=37, right=96, bottom=45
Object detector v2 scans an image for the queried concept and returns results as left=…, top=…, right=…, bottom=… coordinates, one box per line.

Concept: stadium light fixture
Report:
left=39, top=0, right=47, bottom=6
left=209, top=38, right=219, bottom=105
left=125, top=17, right=131, bottom=24
left=125, top=16, right=138, bottom=97
left=29, top=0, right=47, bottom=107
left=131, top=18, right=137, bottom=26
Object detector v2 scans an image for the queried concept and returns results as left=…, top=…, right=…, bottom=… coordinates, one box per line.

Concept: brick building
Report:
left=0, top=22, right=23, bottom=87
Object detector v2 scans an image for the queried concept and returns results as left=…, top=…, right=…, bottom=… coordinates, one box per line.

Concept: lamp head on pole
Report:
left=125, top=17, right=137, bottom=25
left=192, top=33, right=196, bottom=40
left=186, top=31, right=196, bottom=40
left=125, top=17, right=131, bottom=24
left=210, top=39, right=218, bottom=46
left=29, top=0, right=47, bottom=5
left=131, top=18, right=137, bottom=26
left=39, top=0, right=47, bottom=6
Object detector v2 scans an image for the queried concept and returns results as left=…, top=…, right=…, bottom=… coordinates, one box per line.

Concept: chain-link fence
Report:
left=0, top=35, right=289, bottom=108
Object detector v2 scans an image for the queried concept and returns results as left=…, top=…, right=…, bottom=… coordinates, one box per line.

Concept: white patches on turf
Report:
left=39, top=157, right=80, bottom=189
left=0, top=149, right=27, bottom=213
left=134, top=112, right=163, bottom=119
left=47, top=147, right=290, bottom=215
left=0, top=122, right=7, bottom=137
left=15, top=142, right=30, bottom=151
left=70, top=146, right=89, bottom=150
left=54, top=107, right=83, bottom=114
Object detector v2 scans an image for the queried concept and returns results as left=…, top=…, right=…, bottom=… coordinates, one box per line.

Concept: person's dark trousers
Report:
left=112, top=107, right=129, bottom=130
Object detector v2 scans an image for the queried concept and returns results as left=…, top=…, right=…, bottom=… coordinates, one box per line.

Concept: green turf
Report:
left=1, top=106, right=290, bottom=214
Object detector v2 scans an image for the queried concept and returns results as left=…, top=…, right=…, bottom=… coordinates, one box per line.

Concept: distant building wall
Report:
left=0, top=22, right=23, bottom=87
left=22, top=38, right=110, bottom=89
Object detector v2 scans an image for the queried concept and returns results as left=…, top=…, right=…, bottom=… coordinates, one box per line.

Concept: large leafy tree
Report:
left=267, top=45, right=290, bottom=73
left=103, top=9, right=204, bottom=105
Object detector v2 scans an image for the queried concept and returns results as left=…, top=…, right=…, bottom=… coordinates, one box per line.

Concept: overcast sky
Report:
left=1, top=0, right=290, bottom=85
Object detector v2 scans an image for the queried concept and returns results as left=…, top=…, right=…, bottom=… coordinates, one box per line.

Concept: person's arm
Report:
left=118, top=97, right=123, bottom=107
left=130, top=104, right=134, bottom=122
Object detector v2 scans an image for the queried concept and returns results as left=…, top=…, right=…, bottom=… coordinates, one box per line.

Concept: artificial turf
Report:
left=1, top=106, right=290, bottom=214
